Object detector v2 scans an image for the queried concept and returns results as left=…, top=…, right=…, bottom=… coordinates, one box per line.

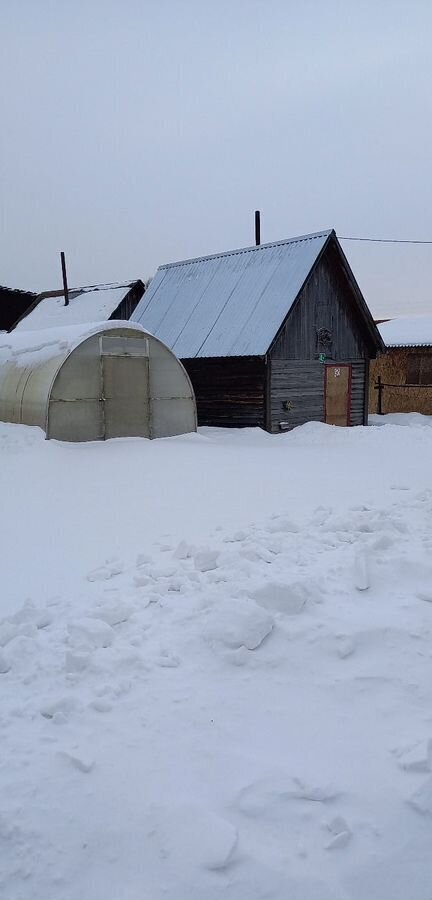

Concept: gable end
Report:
left=269, top=234, right=383, bottom=360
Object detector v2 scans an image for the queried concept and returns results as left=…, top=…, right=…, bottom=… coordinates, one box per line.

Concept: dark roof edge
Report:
left=158, top=230, right=333, bottom=271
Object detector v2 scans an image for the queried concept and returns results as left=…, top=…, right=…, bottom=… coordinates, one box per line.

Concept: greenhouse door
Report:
left=100, top=336, right=150, bottom=439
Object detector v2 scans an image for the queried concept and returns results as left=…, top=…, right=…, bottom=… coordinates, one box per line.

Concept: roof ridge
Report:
left=35, top=282, right=138, bottom=300
left=79, top=281, right=137, bottom=292
left=159, top=230, right=334, bottom=270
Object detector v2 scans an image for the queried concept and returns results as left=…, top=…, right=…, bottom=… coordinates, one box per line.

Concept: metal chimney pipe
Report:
left=254, top=210, right=261, bottom=246
left=60, top=251, right=69, bottom=306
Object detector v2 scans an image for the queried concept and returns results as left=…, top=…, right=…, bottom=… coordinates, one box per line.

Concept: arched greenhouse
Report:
left=0, top=322, right=197, bottom=440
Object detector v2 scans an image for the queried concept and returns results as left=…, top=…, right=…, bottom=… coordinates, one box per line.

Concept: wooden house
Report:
left=12, top=280, right=145, bottom=332
left=369, top=316, right=432, bottom=415
left=0, top=286, right=37, bottom=332
left=132, top=230, right=383, bottom=431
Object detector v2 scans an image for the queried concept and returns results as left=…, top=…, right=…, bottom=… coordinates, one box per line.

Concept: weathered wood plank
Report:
left=270, top=359, right=367, bottom=431
left=183, top=357, right=266, bottom=428
left=270, top=248, right=371, bottom=362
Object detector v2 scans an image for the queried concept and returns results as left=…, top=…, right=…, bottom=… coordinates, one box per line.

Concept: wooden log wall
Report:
left=182, top=357, right=266, bottom=428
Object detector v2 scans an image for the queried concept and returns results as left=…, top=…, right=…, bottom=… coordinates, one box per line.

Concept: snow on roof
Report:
left=378, top=316, right=432, bottom=347
left=15, top=285, right=132, bottom=332
left=0, top=321, right=148, bottom=368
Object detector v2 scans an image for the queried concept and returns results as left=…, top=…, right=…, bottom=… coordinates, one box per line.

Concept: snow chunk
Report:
left=8, top=601, right=52, bottom=629
left=87, top=559, right=124, bottom=582
left=67, top=618, right=114, bottom=650
left=0, top=603, right=52, bottom=647
left=354, top=549, right=370, bottom=591
left=173, top=540, right=197, bottom=560
left=40, top=697, right=79, bottom=722
left=267, top=516, right=300, bottom=534
left=65, top=650, right=90, bottom=673
left=162, top=805, right=238, bottom=871
left=194, top=549, right=220, bottom=572
left=203, top=598, right=273, bottom=650
left=135, top=552, right=152, bottom=567
left=251, top=579, right=312, bottom=614
left=91, top=601, right=135, bottom=627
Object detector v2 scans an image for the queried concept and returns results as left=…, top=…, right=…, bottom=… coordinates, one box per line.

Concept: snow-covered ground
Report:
left=2, top=419, right=432, bottom=899
left=369, top=412, right=432, bottom=427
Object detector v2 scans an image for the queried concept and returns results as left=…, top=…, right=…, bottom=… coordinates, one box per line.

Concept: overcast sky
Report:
left=2, top=0, right=432, bottom=315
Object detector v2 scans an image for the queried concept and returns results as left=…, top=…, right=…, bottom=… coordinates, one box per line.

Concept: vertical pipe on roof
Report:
left=255, top=210, right=261, bottom=246
left=60, top=251, right=69, bottom=306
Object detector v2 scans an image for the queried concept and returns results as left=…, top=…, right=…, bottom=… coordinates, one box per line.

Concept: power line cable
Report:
left=338, top=236, right=432, bottom=245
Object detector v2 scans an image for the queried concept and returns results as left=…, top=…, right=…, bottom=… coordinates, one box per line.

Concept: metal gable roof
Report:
left=132, top=230, right=332, bottom=357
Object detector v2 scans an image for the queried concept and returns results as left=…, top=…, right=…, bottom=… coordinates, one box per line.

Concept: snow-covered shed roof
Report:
left=14, top=281, right=144, bottom=332
left=378, top=316, right=432, bottom=348
left=132, top=230, right=381, bottom=358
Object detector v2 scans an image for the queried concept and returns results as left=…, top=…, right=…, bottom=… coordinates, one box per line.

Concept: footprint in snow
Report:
left=40, top=696, right=79, bottom=722
left=321, top=815, right=352, bottom=850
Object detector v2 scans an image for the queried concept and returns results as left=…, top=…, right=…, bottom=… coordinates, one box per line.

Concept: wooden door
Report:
left=324, top=364, right=351, bottom=426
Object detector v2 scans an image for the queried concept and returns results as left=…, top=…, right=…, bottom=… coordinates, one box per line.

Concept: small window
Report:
left=100, top=336, right=149, bottom=357
left=406, top=354, right=432, bottom=385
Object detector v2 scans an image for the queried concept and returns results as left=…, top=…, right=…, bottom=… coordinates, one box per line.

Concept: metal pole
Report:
left=377, top=375, right=383, bottom=415
left=60, top=251, right=69, bottom=306
left=255, top=210, right=261, bottom=246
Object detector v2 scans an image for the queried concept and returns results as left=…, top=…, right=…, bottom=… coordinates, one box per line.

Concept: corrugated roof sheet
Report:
left=132, top=231, right=332, bottom=357
left=378, top=316, right=432, bottom=348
